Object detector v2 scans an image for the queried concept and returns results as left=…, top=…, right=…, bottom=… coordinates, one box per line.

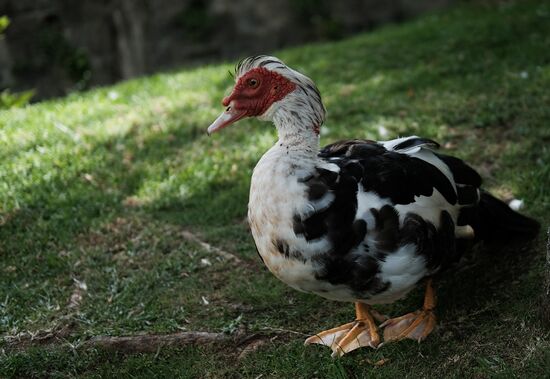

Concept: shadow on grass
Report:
left=0, top=106, right=236, bottom=333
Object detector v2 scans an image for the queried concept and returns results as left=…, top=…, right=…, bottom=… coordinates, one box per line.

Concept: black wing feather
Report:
left=435, top=153, right=482, bottom=187
left=320, top=140, right=457, bottom=205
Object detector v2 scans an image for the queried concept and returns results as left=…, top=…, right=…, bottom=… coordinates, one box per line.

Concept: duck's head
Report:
left=207, top=56, right=326, bottom=136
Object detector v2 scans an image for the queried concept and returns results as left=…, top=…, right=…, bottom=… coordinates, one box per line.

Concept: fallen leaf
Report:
left=366, top=358, right=390, bottom=366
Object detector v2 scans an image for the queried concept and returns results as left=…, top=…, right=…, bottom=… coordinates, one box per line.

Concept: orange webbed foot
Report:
left=381, top=278, right=437, bottom=343
left=305, top=303, right=380, bottom=358
left=380, top=309, right=436, bottom=343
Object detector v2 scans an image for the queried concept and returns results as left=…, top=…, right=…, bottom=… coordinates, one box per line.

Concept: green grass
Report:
left=1, top=1, right=550, bottom=377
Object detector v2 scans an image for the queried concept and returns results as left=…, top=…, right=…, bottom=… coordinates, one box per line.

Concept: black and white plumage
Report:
left=248, top=135, right=475, bottom=305
left=207, top=55, right=540, bottom=356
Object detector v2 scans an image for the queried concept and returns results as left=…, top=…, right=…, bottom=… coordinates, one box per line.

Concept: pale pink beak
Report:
left=207, top=103, right=248, bottom=135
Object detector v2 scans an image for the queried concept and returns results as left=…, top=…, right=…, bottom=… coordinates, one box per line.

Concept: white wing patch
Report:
left=395, top=188, right=459, bottom=227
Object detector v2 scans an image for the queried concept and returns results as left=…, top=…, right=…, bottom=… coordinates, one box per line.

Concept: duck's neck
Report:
left=272, top=108, right=320, bottom=159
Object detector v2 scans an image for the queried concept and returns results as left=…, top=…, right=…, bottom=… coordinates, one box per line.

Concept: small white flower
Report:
left=108, top=91, right=119, bottom=100
left=508, top=199, right=524, bottom=211
left=377, top=125, right=389, bottom=138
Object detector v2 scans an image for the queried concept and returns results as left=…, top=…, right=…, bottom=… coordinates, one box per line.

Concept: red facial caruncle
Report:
left=207, top=67, right=296, bottom=135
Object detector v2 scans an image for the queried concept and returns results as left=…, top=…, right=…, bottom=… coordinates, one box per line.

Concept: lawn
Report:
left=1, top=1, right=550, bottom=378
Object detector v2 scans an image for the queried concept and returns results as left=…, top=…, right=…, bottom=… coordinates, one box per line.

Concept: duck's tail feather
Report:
left=471, top=191, right=540, bottom=243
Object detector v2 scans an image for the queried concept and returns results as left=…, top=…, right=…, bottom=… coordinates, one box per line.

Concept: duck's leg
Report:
left=304, top=302, right=380, bottom=358
left=381, top=278, right=436, bottom=343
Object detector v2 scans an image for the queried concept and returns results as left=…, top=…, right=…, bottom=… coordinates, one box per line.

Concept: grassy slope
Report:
left=1, top=1, right=550, bottom=377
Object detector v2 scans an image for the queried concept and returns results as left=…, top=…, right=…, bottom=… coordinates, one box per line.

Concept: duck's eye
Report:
left=247, top=78, right=259, bottom=88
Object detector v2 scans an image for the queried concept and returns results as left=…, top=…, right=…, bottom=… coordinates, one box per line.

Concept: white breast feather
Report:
left=375, top=244, right=428, bottom=304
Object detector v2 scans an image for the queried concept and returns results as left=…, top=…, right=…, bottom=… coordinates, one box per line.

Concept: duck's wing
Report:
left=292, top=137, right=482, bottom=300
left=318, top=136, right=482, bottom=207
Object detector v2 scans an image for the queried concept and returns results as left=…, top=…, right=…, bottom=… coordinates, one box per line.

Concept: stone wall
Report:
left=0, top=0, right=453, bottom=99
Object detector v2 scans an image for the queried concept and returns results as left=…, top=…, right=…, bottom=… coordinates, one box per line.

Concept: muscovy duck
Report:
left=207, top=56, right=540, bottom=357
